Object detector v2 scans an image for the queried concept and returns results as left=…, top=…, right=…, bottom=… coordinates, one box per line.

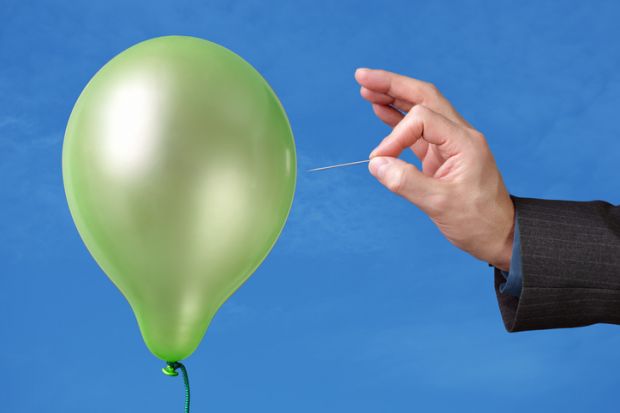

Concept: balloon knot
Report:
left=162, top=361, right=180, bottom=376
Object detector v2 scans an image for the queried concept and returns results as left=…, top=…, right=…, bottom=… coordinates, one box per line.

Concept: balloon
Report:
left=63, top=36, right=296, bottom=362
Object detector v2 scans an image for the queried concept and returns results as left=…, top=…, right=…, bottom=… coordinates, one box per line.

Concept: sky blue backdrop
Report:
left=2, top=1, right=620, bottom=412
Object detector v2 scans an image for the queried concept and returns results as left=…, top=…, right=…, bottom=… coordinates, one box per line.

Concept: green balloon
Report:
left=63, top=36, right=296, bottom=362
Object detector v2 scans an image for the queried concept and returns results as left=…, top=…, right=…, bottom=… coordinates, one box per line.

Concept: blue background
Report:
left=2, top=1, right=620, bottom=412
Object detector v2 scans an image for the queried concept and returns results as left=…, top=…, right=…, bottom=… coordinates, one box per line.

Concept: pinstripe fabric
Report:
left=495, top=196, right=620, bottom=332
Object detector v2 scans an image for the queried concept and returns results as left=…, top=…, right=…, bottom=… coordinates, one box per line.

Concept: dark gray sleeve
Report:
left=495, top=196, right=620, bottom=332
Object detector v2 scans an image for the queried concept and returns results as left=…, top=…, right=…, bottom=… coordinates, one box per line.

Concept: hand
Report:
left=355, top=68, right=515, bottom=271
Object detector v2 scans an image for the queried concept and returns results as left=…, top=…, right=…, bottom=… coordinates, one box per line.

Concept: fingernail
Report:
left=355, top=67, right=370, bottom=78
left=369, top=148, right=378, bottom=158
left=369, top=157, right=389, bottom=179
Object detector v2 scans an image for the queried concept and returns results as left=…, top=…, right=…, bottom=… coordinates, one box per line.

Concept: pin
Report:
left=307, top=159, right=370, bottom=172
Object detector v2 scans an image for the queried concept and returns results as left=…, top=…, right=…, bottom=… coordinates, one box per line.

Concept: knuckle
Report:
left=469, top=129, right=486, bottom=142
left=409, top=104, right=427, bottom=118
left=427, top=194, right=447, bottom=214
left=386, top=167, right=407, bottom=193
left=424, top=188, right=451, bottom=216
left=423, top=81, right=440, bottom=96
left=469, top=129, right=490, bottom=150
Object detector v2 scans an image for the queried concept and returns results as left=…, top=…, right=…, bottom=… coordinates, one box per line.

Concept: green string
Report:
left=162, top=361, right=190, bottom=413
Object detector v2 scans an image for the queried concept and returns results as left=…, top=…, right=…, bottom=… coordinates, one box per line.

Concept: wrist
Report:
left=492, top=228, right=514, bottom=272
left=489, top=200, right=515, bottom=272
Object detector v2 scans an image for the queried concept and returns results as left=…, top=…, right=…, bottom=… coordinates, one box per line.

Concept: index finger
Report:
left=370, top=105, right=467, bottom=159
left=355, top=68, right=471, bottom=128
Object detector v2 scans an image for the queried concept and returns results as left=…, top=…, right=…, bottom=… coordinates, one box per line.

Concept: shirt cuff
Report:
left=498, top=215, right=522, bottom=297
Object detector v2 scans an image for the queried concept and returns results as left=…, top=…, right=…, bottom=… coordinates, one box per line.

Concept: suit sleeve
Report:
left=495, top=196, right=620, bottom=332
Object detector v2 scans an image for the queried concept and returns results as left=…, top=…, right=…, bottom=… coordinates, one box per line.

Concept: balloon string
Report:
left=163, top=361, right=191, bottom=413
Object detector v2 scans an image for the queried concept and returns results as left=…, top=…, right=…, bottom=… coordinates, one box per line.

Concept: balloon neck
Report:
left=162, top=361, right=180, bottom=376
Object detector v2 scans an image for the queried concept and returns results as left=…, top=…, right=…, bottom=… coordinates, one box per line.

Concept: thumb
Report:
left=368, top=157, right=433, bottom=205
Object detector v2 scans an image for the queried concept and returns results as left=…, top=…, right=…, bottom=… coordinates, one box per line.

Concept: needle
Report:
left=307, top=159, right=370, bottom=172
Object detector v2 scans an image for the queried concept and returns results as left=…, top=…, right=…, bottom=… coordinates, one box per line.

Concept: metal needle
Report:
left=307, top=159, right=370, bottom=172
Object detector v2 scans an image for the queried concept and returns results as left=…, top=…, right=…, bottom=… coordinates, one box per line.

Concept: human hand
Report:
left=355, top=68, right=515, bottom=271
